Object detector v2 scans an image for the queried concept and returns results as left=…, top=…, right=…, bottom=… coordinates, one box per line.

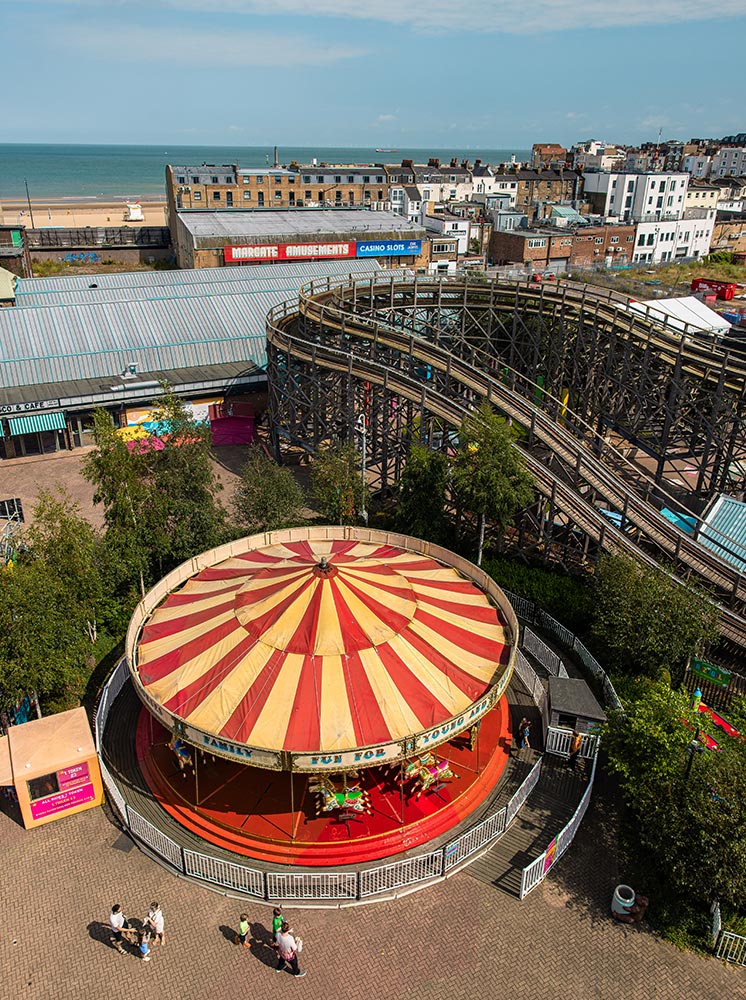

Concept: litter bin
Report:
left=611, top=884, right=635, bottom=915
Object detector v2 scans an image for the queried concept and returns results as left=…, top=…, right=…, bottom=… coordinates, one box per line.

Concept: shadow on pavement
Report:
left=248, top=922, right=278, bottom=968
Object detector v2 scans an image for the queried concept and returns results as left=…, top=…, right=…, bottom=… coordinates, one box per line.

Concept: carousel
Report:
left=126, top=528, right=517, bottom=866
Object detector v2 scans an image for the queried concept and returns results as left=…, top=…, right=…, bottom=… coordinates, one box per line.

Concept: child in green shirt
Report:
left=272, top=907, right=283, bottom=949
left=235, top=913, right=250, bottom=948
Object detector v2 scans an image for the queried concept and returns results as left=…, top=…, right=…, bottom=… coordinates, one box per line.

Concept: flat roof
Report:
left=176, top=209, right=424, bottom=241
left=699, top=494, right=746, bottom=572
left=549, top=677, right=606, bottom=722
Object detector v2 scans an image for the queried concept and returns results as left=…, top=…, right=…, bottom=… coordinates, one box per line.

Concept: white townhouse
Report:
left=710, top=148, right=746, bottom=178
left=582, top=171, right=690, bottom=224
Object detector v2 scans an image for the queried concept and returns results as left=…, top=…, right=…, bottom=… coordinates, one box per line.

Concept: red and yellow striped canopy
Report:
left=136, top=538, right=510, bottom=754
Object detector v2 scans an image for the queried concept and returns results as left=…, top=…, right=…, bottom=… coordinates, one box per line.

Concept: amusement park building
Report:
left=172, top=208, right=428, bottom=270
left=0, top=259, right=380, bottom=459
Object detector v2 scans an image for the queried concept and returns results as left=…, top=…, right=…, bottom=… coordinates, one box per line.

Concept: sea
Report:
left=0, top=143, right=531, bottom=202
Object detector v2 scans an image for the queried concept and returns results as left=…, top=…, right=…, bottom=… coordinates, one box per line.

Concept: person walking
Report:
left=516, top=717, right=531, bottom=751
left=567, top=730, right=583, bottom=771
left=276, top=921, right=306, bottom=978
left=235, top=913, right=250, bottom=948
left=144, top=902, right=165, bottom=947
left=108, top=903, right=133, bottom=954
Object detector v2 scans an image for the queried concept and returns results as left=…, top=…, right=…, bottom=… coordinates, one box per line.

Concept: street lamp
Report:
left=356, top=413, right=368, bottom=526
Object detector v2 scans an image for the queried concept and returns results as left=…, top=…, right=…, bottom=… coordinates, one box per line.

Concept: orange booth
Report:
left=0, top=707, right=103, bottom=829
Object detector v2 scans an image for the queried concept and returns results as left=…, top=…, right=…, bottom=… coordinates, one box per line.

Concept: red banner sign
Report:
left=224, top=242, right=356, bottom=264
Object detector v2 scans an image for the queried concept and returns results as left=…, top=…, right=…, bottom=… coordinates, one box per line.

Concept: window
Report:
left=212, top=191, right=221, bottom=201
left=627, top=235, right=634, bottom=242
left=335, top=191, right=342, bottom=203
left=610, top=235, right=619, bottom=243
left=192, top=176, right=199, bottom=184
left=450, top=189, right=457, bottom=199
left=274, top=191, right=282, bottom=201
left=637, top=233, right=645, bottom=245
left=257, top=192, right=264, bottom=206
left=305, top=190, right=312, bottom=200
left=432, top=242, right=452, bottom=253
left=177, top=175, right=186, bottom=184
left=226, top=191, right=233, bottom=206
left=594, top=237, right=603, bottom=244
left=211, top=176, right=218, bottom=184
left=27, top=771, right=60, bottom=801
left=349, top=192, right=355, bottom=205
left=243, top=191, right=251, bottom=200
left=378, top=190, right=383, bottom=200
left=256, top=175, right=264, bottom=183
left=363, top=175, right=370, bottom=183
left=376, top=175, right=384, bottom=183
left=364, top=190, right=371, bottom=200
left=193, top=191, right=202, bottom=201
left=274, top=176, right=283, bottom=186
left=625, top=196, right=633, bottom=208
left=527, top=238, right=547, bottom=248
left=225, top=176, right=232, bottom=184
left=423, top=189, right=431, bottom=200
left=647, top=233, right=655, bottom=245
left=303, top=176, right=311, bottom=184
left=335, top=175, right=341, bottom=183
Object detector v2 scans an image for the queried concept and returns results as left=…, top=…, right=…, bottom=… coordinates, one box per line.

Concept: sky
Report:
left=3, top=0, right=746, bottom=147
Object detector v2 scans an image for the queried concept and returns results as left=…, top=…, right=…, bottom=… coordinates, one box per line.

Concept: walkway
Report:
left=0, top=779, right=739, bottom=1000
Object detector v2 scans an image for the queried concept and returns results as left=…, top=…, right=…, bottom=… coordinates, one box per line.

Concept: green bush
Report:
left=482, top=555, right=593, bottom=634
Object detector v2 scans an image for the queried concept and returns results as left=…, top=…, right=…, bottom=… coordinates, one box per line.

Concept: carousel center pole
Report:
left=194, top=748, right=199, bottom=806
left=289, top=768, right=295, bottom=841
left=399, top=758, right=405, bottom=825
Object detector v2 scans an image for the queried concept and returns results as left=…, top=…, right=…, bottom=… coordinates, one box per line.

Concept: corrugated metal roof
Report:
left=699, top=494, right=746, bottom=572
left=16, top=259, right=380, bottom=298
left=177, top=209, right=424, bottom=240
left=1, top=260, right=381, bottom=390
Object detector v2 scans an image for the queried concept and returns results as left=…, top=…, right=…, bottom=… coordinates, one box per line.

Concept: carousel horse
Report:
left=309, top=774, right=371, bottom=815
left=168, top=737, right=193, bottom=776
left=404, top=754, right=458, bottom=800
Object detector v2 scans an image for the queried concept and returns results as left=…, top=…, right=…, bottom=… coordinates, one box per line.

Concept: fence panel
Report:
left=523, top=627, right=562, bottom=676
left=520, top=853, right=547, bottom=899
left=184, top=851, right=265, bottom=897
left=711, top=901, right=722, bottom=949
left=503, top=590, right=536, bottom=623
left=99, top=759, right=128, bottom=823
left=506, top=758, right=543, bottom=826
left=127, top=809, right=184, bottom=871
left=266, top=871, right=357, bottom=900
left=537, top=610, right=575, bottom=650
left=359, top=851, right=442, bottom=897
left=443, top=807, right=508, bottom=872
left=545, top=727, right=599, bottom=760
left=716, top=930, right=746, bottom=966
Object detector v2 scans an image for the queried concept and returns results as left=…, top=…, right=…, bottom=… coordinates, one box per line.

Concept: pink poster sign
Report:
left=543, top=837, right=558, bottom=875
left=58, top=762, right=90, bottom=790
left=30, top=782, right=96, bottom=820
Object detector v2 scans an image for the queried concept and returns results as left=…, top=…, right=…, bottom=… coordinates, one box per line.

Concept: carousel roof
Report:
left=135, top=538, right=511, bottom=755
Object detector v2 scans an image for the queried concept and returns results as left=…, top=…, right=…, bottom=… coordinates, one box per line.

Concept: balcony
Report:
left=634, top=212, right=682, bottom=224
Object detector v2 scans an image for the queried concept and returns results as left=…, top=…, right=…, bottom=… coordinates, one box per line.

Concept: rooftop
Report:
left=176, top=209, right=424, bottom=240
left=699, top=494, right=746, bottom=573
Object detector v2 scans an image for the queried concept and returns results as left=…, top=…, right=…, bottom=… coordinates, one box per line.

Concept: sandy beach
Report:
left=0, top=198, right=167, bottom=228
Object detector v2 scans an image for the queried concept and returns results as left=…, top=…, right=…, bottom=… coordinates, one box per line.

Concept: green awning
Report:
left=8, top=411, right=66, bottom=436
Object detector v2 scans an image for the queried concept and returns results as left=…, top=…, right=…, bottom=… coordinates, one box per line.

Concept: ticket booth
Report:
left=0, top=707, right=103, bottom=829
left=548, top=677, right=606, bottom=735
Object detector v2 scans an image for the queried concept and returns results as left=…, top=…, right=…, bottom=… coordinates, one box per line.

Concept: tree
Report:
left=604, top=681, right=746, bottom=912
left=310, top=443, right=368, bottom=526
left=83, top=384, right=229, bottom=593
left=233, top=444, right=306, bottom=534
left=591, top=554, right=719, bottom=682
left=451, top=402, right=534, bottom=565
left=395, top=443, right=449, bottom=544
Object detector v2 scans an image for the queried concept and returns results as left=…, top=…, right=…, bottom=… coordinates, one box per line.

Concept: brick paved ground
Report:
left=1, top=789, right=740, bottom=1000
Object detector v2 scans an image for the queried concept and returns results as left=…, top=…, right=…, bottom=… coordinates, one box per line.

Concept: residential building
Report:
left=424, top=212, right=471, bottom=254
left=631, top=217, right=713, bottom=263
left=532, top=144, right=568, bottom=169
left=682, top=154, right=712, bottom=179
left=685, top=183, right=720, bottom=217
left=489, top=223, right=635, bottom=270
left=172, top=209, right=427, bottom=270
left=427, top=236, right=459, bottom=275
left=571, top=141, right=626, bottom=171
left=710, top=216, right=746, bottom=255
left=582, top=171, right=690, bottom=223
left=0, top=223, right=32, bottom=278
left=402, top=159, right=474, bottom=207
left=389, top=185, right=423, bottom=223
left=711, top=148, right=746, bottom=178
left=512, top=169, right=583, bottom=221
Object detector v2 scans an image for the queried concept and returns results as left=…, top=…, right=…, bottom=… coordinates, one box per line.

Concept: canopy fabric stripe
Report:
left=136, top=539, right=510, bottom=754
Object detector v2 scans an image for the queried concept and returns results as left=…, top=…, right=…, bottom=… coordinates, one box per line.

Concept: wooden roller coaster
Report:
left=266, top=275, right=746, bottom=652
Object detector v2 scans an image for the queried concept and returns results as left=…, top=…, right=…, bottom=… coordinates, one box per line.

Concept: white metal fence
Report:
left=715, top=930, right=746, bottom=966
left=519, top=754, right=598, bottom=899
left=95, top=659, right=547, bottom=902
left=522, top=627, right=565, bottom=677
left=545, top=727, right=599, bottom=759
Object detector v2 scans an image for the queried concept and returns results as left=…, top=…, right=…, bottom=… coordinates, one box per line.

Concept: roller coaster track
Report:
left=266, top=276, right=746, bottom=648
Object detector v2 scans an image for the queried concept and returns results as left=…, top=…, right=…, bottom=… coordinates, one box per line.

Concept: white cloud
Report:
left=374, top=113, right=397, bottom=124
left=155, top=0, right=746, bottom=33
left=51, top=22, right=366, bottom=67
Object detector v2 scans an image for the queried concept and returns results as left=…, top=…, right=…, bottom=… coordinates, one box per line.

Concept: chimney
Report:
left=450, top=157, right=458, bottom=168
left=474, top=159, right=482, bottom=169
left=273, top=146, right=279, bottom=167
left=428, top=157, right=440, bottom=167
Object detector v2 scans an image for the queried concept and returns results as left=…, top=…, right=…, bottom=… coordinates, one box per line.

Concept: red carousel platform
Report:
left=136, top=699, right=511, bottom=865
left=126, top=529, right=518, bottom=868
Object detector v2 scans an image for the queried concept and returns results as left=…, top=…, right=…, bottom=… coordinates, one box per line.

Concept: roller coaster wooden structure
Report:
left=266, top=275, right=746, bottom=650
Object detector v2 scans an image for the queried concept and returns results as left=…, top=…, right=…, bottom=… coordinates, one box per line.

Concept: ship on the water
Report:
left=375, top=148, right=397, bottom=153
